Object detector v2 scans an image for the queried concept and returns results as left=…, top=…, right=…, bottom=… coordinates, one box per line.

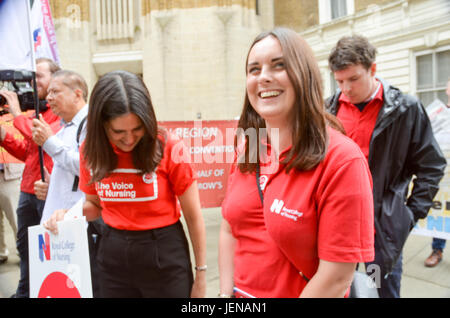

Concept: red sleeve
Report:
left=0, top=131, right=28, bottom=162
left=13, top=115, right=33, bottom=140
left=316, top=157, right=375, bottom=263
left=79, top=144, right=97, bottom=195
left=165, top=135, right=196, bottom=196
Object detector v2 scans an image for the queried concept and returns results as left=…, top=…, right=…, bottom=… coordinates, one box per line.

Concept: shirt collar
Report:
left=260, top=137, right=292, bottom=163
left=62, top=104, right=88, bottom=126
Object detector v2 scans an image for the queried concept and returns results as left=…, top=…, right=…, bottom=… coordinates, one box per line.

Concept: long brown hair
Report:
left=83, top=70, right=164, bottom=183
left=237, top=27, right=343, bottom=173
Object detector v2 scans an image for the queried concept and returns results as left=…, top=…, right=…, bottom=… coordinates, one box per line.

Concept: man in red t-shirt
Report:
left=0, top=58, right=61, bottom=298
left=326, top=35, right=446, bottom=298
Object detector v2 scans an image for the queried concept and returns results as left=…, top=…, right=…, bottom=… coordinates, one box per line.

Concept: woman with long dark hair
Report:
left=45, top=70, right=206, bottom=298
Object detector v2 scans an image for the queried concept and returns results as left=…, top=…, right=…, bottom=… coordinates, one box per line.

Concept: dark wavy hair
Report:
left=83, top=70, right=164, bottom=183
left=237, top=27, right=343, bottom=173
left=328, top=34, right=377, bottom=71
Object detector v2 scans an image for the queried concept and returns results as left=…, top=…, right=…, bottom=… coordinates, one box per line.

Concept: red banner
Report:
left=160, top=120, right=238, bottom=208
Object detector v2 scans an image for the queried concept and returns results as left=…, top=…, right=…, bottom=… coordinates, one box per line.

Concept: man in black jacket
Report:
left=326, top=35, right=446, bottom=298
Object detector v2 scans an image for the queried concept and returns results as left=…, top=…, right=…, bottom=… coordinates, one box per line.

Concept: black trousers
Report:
left=96, top=221, right=193, bottom=298
left=15, top=192, right=45, bottom=298
left=87, top=220, right=103, bottom=298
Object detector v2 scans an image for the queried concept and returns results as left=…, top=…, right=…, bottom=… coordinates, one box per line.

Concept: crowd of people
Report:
left=0, top=27, right=447, bottom=298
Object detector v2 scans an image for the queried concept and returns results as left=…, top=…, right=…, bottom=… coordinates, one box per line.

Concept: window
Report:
left=96, top=0, right=135, bottom=40
left=415, top=47, right=450, bottom=107
left=329, top=72, right=339, bottom=96
left=331, top=0, right=347, bottom=20
left=319, top=0, right=354, bottom=24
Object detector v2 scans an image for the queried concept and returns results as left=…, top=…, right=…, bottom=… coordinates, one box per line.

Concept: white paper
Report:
left=64, top=197, right=84, bottom=221
left=28, top=218, right=93, bottom=298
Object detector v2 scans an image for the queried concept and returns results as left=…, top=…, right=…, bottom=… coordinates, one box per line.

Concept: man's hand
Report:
left=32, top=114, right=54, bottom=146
left=0, top=90, right=21, bottom=118
left=34, top=168, right=50, bottom=201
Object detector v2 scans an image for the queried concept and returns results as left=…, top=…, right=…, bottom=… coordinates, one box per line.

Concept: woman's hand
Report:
left=190, top=270, right=207, bottom=298
left=43, top=209, right=68, bottom=235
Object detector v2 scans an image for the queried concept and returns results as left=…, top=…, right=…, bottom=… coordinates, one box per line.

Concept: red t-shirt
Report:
left=221, top=164, right=305, bottom=298
left=336, top=81, right=383, bottom=160
left=262, top=128, right=375, bottom=292
left=79, top=133, right=196, bottom=231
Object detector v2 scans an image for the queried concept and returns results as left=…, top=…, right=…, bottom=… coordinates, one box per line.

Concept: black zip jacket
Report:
left=326, top=77, right=447, bottom=274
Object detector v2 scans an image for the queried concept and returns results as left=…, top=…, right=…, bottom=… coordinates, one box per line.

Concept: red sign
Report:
left=159, top=120, right=238, bottom=208
left=38, top=271, right=82, bottom=298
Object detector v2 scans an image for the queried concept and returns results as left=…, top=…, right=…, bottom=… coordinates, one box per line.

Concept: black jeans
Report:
left=97, top=221, right=193, bottom=298
left=15, top=192, right=45, bottom=298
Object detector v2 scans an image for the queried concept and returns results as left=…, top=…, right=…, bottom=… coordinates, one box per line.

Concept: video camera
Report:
left=0, top=69, right=46, bottom=116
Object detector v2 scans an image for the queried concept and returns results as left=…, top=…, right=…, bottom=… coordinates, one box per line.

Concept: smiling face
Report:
left=246, top=35, right=296, bottom=127
left=105, top=113, right=146, bottom=152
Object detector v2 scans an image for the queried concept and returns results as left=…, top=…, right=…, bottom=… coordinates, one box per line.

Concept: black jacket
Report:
left=326, top=77, right=447, bottom=274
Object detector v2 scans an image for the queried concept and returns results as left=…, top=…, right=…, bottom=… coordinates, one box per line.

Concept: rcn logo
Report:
left=38, top=232, right=51, bottom=262
left=270, top=199, right=284, bottom=214
left=270, top=199, right=304, bottom=222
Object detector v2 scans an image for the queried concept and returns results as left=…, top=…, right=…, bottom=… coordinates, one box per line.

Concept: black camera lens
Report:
left=0, top=94, right=6, bottom=107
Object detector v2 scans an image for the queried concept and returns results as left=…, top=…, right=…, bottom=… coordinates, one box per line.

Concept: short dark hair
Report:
left=36, top=57, right=61, bottom=74
left=328, top=35, right=377, bottom=71
left=83, top=70, right=164, bottom=183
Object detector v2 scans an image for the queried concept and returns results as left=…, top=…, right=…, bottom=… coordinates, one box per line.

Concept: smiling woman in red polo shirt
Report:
left=44, top=71, right=206, bottom=298
left=219, top=28, right=374, bottom=298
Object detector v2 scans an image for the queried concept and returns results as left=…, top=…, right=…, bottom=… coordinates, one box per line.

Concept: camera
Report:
left=0, top=69, right=46, bottom=116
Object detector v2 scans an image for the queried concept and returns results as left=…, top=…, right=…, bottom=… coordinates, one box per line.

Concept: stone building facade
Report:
left=49, top=0, right=450, bottom=120
left=48, top=0, right=273, bottom=121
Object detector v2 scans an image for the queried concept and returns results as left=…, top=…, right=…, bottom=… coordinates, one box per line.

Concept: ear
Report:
left=74, top=88, right=84, bottom=101
left=370, top=63, right=377, bottom=76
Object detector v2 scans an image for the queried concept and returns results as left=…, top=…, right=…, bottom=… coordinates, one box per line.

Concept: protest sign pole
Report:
left=26, top=0, right=45, bottom=181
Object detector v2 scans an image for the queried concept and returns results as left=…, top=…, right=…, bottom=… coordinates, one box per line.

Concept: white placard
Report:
left=28, top=217, right=92, bottom=298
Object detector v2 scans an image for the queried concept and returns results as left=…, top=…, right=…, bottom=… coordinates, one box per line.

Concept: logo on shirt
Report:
left=97, top=169, right=159, bottom=202
left=259, top=175, right=268, bottom=191
left=142, top=172, right=156, bottom=184
left=270, top=199, right=303, bottom=222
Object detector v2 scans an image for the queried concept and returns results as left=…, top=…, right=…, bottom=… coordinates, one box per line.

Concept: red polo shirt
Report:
left=223, top=128, right=374, bottom=297
left=80, top=133, right=196, bottom=231
left=262, top=128, right=375, bottom=293
left=336, top=81, right=383, bottom=160
left=222, top=164, right=304, bottom=298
